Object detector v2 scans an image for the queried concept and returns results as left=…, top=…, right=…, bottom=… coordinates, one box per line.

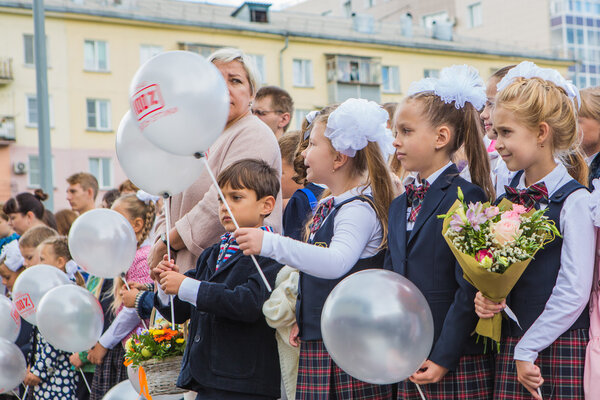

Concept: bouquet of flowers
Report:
left=438, top=187, right=560, bottom=344
left=124, top=320, right=187, bottom=397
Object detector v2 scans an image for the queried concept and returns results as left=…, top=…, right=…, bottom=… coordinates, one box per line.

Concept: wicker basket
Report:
left=140, top=355, right=186, bottom=396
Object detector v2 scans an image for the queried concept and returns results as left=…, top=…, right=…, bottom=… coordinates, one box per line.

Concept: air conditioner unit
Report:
left=13, top=161, right=27, bottom=175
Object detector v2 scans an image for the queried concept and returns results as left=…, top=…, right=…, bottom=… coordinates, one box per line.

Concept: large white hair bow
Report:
left=324, top=98, right=395, bottom=157
left=408, top=65, right=486, bottom=110
left=136, top=190, right=161, bottom=205
left=496, top=61, right=580, bottom=106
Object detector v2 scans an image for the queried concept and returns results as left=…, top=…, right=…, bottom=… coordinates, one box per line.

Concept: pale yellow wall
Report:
left=0, top=6, right=570, bottom=153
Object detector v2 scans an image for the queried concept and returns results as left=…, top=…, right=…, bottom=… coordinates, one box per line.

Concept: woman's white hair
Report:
left=208, top=48, right=260, bottom=96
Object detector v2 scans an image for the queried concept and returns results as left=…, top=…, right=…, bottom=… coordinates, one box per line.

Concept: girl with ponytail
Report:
left=385, top=65, right=494, bottom=399
left=235, top=99, right=395, bottom=399
left=86, top=191, right=158, bottom=400
left=474, top=61, right=594, bottom=400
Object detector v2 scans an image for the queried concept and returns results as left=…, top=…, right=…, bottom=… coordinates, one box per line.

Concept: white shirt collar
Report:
left=516, top=163, right=571, bottom=197
left=403, top=161, right=454, bottom=187
left=586, top=152, right=599, bottom=165
left=320, top=185, right=372, bottom=207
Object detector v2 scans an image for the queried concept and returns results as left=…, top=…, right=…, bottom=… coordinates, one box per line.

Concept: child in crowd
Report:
left=235, top=99, right=395, bottom=399
left=578, top=87, right=600, bottom=187
left=480, top=65, right=516, bottom=193
left=280, top=129, right=324, bottom=240
left=19, top=227, right=80, bottom=400
left=54, top=209, right=78, bottom=236
left=475, top=61, right=594, bottom=400
left=3, top=190, right=54, bottom=236
left=154, top=158, right=282, bottom=400
left=385, top=65, right=495, bottom=399
left=86, top=191, right=157, bottom=400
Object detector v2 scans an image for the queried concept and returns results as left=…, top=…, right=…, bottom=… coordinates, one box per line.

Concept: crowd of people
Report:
left=1, top=48, right=600, bottom=400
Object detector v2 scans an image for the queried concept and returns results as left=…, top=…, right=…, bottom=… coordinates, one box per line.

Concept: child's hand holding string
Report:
left=121, top=286, right=139, bottom=308
left=151, top=254, right=176, bottom=281
left=234, top=228, right=264, bottom=255
left=516, top=360, right=543, bottom=400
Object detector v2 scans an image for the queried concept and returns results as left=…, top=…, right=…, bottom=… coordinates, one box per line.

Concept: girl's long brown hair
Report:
left=406, top=93, right=495, bottom=200
left=302, top=107, right=395, bottom=246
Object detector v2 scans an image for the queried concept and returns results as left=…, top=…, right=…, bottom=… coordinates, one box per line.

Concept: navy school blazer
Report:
left=384, top=164, right=488, bottom=371
left=154, top=243, right=282, bottom=398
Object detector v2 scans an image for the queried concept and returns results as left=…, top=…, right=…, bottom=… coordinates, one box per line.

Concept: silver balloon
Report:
left=0, top=338, right=27, bottom=394
left=37, top=285, right=104, bottom=353
left=0, top=295, right=20, bottom=342
left=12, top=264, right=71, bottom=325
left=68, top=209, right=137, bottom=278
left=321, top=269, right=434, bottom=384
left=101, top=380, right=139, bottom=399
left=116, top=111, right=204, bottom=197
left=129, top=50, right=229, bottom=156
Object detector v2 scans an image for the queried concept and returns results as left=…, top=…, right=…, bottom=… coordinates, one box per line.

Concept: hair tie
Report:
left=324, top=98, right=395, bottom=157
left=408, top=64, right=486, bottom=110
left=136, top=190, right=160, bottom=205
left=496, top=61, right=580, bottom=107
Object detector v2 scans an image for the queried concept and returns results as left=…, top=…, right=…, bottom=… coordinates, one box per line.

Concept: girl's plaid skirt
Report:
left=494, top=329, right=588, bottom=400
left=295, top=340, right=393, bottom=400
left=89, top=345, right=128, bottom=400
left=397, top=354, right=494, bottom=400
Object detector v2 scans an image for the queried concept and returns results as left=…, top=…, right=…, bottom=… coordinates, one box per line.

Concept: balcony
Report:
left=0, top=117, right=16, bottom=143
left=0, top=58, right=13, bottom=85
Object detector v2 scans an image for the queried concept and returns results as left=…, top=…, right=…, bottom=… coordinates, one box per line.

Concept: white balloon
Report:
left=129, top=50, right=229, bottom=156
left=0, top=295, right=20, bottom=342
left=0, top=338, right=27, bottom=394
left=12, top=265, right=71, bottom=325
left=37, top=285, right=104, bottom=353
left=68, top=209, right=137, bottom=278
left=116, top=111, right=204, bottom=197
left=127, top=365, right=142, bottom=394
left=321, top=269, right=434, bottom=385
left=102, top=380, right=139, bottom=399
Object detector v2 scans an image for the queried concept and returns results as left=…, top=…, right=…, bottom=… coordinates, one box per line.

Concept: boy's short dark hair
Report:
left=217, top=159, right=280, bottom=200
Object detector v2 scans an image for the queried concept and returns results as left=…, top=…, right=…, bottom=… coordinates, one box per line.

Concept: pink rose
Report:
left=512, top=204, right=527, bottom=215
left=501, top=211, right=521, bottom=222
left=475, top=249, right=493, bottom=262
left=491, top=219, right=522, bottom=245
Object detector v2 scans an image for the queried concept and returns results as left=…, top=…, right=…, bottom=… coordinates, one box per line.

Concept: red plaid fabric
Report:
left=405, top=182, right=430, bottom=222
left=397, top=354, right=494, bottom=400
left=308, top=198, right=335, bottom=234
left=296, top=340, right=393, bottom=400
left=494, top=329, right=588, bottom=400
left=504, top=182, right=549, bottom=212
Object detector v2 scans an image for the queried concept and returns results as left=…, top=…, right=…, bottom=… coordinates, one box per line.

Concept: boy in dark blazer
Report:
left=154, top=159, right=283, bottom=400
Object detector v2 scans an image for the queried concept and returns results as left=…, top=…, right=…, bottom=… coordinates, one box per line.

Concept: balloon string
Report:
left=78, top=368, right=91, bottom=394
left=200, top=157, right=272, bottom=292
left=163, top=196, right=177, bottom=328
left=415, top=383, right=427, bottom=400
left=11, top=390, right=22, bottom=400
left=120, top=275, right=148, bottom=330
left=538, top=387, right=543, bottom=399
left=23, top=385, right=28, bottom=398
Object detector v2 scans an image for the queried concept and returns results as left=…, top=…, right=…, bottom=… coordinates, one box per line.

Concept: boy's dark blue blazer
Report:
left=384, top=164, right=487, bottom=371
left=154, top=243, right=283, bottom=398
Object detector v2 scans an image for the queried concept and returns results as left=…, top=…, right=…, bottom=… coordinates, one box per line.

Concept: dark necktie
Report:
left=308, top=197, right=335, bottom=234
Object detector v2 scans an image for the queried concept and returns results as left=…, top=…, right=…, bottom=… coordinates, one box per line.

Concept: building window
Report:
left=327, top=55, right=381, bottom=85
left=86, top=99, right=111, bottom=131
left=26, top=95, right=54, bottom=127
left=84, top=40, right=109, bottom=71
left=89, top=157, right=113, bottom=189
left=424, top=69, right=440, bottom=78
left=293, top=59, right=313, bottom=87
left=24, top=34, right=34, bottom=65
left=179, top=43, right=221, bottom=58
left=294, top=109, right=311, bottom=130
left=382, top=66, right=400, bottom=93
left=248, top=54, right=266, bottom=83
left=468, top=3, right=482, bottom=28
left=250, top=9, right=268, bottom=22
left=27, top=155, right=55, bottom=188
left=139, top=45, right=163, bottom=65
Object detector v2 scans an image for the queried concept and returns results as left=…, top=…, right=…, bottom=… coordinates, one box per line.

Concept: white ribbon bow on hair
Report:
left=136, top=190, right=161, bottom=205
left=324, top=98, right=395, bottom=157
left=65, top=260, right=79, bottom=281
left=408, top=64, right=486, bottom=110
left=496, top=61, right=580, bottom=107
